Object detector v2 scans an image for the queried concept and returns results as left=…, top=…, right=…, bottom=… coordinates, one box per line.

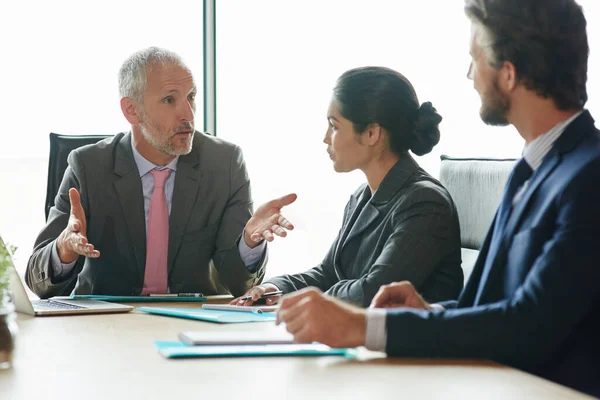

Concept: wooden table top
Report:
left=0, top=298, right=592, bottom=400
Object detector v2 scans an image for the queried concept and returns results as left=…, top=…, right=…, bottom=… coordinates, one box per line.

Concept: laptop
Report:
left=2, top=237, right=133, bottom=316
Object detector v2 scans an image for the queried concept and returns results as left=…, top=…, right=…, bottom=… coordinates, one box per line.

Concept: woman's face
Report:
left=323, top=100, right=369, bottom=173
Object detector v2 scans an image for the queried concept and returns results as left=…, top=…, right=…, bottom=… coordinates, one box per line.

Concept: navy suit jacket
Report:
left=385, top=111, right=600, bottom=397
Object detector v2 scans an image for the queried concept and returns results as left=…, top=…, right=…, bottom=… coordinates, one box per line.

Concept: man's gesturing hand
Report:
left=56, top=188, right=100, bottom=263
left=244, top=193, right=297, bottom=248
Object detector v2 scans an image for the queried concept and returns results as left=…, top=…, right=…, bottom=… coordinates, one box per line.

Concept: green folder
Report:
left=70, top=295, right=207, bottom=302
left=138, top=307, right=277, bottom=323
left=154, top=340, right=350, bottom=358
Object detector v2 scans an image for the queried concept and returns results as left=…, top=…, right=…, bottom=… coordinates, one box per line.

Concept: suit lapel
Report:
left=475, top=111, right=594, bottom=301
left=333, top=192, right=362, bottom=264
left=168, top=150, right=202, bottom=275
left=342, top=191, right=379, bottom=248
left=113, top=133, right=146, bottom=282
left=502, top=156, right=560, bottom=243
left=339, top=156, right=419, bottom=254
left=458, top=213, right=498, bottom=306
left=474, top=157, right=560, bottom=302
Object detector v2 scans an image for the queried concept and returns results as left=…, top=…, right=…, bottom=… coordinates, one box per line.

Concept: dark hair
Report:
left=465, top=0, right=588, bottom=110
left=332, top=66, right=442, bottom=157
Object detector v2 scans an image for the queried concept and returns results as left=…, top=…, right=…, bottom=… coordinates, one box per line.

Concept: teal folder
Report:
left=70, top=295, right=207, bottom=302
left=154, top=340, right=349, bottom=358
left=138, top=307, right=277, bottom=323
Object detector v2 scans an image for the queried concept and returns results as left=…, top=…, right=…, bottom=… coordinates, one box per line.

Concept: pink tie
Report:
left=141, top=168, right=171, bottom=294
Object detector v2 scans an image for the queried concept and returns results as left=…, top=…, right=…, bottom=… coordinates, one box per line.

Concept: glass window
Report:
left=0, top=0, right=204, bottom=270
left=217, top=0, right=600, bottom=279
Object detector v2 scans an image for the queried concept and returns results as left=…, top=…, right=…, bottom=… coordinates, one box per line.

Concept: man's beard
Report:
left=139, top=110, right=194, bottom=156
left=480, top=76, right=510, bottom=126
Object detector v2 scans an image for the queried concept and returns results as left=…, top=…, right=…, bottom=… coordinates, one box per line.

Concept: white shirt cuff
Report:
left=51, top=241, right=77, bottom=278
left=238, top=230, right=266, bottom=270
left=365, top=309, right=387, bottom=352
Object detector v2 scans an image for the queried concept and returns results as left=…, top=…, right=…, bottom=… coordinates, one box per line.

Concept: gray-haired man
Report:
left=27, top=47, right=296, bottom=298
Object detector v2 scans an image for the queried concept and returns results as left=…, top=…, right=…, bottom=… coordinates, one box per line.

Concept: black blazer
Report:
left=268, top=155, right=464, bottom=307
left=385, top=111, right=600, bottom=397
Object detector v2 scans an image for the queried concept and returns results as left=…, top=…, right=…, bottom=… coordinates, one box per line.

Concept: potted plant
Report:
left=0, top=239, right=18, bottom=369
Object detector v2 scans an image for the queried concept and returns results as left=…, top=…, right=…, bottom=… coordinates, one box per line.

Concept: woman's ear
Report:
left=365, top=123, right=382, bottom=145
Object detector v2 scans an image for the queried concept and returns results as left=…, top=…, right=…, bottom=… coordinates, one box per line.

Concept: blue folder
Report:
left=154, top=340, right=350, bottom=358
left=70, top=295, right=207, bottom=302
left=137, top=307, right=277, bottom=323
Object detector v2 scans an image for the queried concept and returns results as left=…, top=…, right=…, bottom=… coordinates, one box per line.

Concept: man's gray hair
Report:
left=471, top=22, right=500, bottom=67
left=118, top=47, right=190, bottom=104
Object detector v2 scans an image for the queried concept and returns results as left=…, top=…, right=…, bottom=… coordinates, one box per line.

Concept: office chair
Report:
left=45, top=133, right=113, bottom=221
left=439, top=155, right=516, bottom=284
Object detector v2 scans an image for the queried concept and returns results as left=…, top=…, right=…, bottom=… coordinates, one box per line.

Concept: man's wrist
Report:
left=350, top=309, right=367, bottom=348
left=56, top=232, right=77, bottom=263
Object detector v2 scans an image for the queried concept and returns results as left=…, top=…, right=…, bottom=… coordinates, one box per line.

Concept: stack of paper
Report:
left=154, top=341, right=349, bottom=359
left=178, top=329, right=294, bottom=345
left=137, top=307, right=277, bottom=323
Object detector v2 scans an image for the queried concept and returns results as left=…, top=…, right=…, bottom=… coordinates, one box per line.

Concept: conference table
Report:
left=0, top=296, right=592, bottom=400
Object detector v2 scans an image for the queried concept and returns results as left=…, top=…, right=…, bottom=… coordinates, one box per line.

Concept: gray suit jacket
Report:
left=26, top=132, right=266, bottom=298
left=267, top=156, right=463, bottom=307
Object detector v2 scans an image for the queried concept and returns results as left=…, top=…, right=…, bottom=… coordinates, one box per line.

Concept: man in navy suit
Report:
left=276, top=0, right=600, bottom=396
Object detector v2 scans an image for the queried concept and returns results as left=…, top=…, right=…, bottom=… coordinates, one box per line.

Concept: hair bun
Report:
left=410, top=101, right=443, bottom=156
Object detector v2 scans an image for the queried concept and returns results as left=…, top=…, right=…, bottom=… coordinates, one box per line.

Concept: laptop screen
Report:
left=0, top=236, right=35, bottom=315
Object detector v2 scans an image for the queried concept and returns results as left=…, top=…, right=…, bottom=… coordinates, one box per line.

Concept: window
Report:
left=0, top=0, right=204, bottom=271
left=217, top=0, right=600, bottom=279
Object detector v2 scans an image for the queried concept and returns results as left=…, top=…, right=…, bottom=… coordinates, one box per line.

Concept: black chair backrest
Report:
left=45, top=133, right=113, bottom=221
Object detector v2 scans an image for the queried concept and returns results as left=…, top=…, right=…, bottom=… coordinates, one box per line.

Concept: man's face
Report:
left=138, top=64, right=197, bottom=156
left=468, top=25, right=510, bottom=126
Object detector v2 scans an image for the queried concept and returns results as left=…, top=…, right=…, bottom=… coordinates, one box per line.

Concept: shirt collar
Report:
left=522, top=110, right=583, bottom=171
left=130, top=135, right=179, bottom=177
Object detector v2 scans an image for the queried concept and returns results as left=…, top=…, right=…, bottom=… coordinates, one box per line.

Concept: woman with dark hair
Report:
left=234, top=66, right=463, bottom=307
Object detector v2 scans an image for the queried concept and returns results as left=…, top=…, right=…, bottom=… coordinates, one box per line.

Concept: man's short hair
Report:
left=118, top=47, right=190, bottom=104
left=465, top=0, right=589, bottom=110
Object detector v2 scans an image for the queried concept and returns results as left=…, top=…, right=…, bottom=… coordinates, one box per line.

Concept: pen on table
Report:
left=148, top=293, right=204, bottom=297
left=240, top=290, right=283, bottom=301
